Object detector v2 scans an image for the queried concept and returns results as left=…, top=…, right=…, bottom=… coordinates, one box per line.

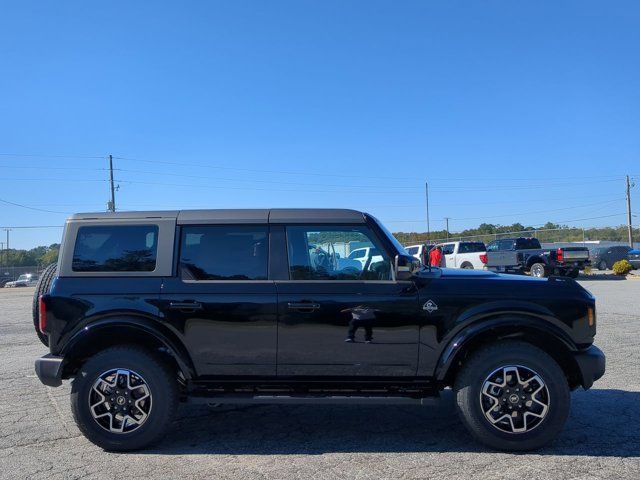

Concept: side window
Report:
left=487, top=241, right=499, bottom=252
left=441, top=244, right=455, bottom=255
left=499, top=240, right=515, bottom=251
left=180, top=225, right=268, bottom=280
left=348, top=249, right=366, bottom=259
left=286, top=225, right=392, bottom=280
left=406, top=246, right=419, bottom=255
left=72, top=225, right=158, bottom=272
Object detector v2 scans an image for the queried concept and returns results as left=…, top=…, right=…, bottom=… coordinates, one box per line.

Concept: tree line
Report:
left=1, top=244, right=60, bottom=267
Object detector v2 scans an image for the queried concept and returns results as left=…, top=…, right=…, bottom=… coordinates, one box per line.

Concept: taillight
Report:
left=557, top=248, right=564, bottom=262
left=479, top=253, right=488, bottom=264
left=38, top=296, right=47, bottom=334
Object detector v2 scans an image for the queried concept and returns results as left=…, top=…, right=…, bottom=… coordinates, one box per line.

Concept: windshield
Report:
left=369, top=215, right=409, bottom=256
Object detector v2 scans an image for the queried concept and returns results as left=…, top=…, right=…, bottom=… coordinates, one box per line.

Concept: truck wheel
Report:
left=70, top=346, right=178, bottom=451
left=460, top=262, right=474, bottom=269
left=454, top=341, right=570, bottom=451
left=598, top=260, right=608, bottom=271
left=32, top=263, right=58, bottom=346
left=530, top=263, right=548, bottom=278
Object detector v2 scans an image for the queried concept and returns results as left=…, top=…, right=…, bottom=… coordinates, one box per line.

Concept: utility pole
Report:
left=627, top=175, right=634, bottom=247
left=425, top=181, right=430, bottom=243
left=108, top=154, right=116, bottom=212
left=3, top=229, right=10, bottom=267
left=444, top=217, right=450, bottom=239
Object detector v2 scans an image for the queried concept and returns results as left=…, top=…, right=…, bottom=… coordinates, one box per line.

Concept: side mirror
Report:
left=394, top=254, right=421, bottom=280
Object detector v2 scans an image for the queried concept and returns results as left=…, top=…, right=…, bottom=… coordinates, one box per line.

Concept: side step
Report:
left=188, top=395, right=441, bottom=406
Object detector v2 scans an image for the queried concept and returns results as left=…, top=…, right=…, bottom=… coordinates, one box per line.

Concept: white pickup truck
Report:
left=436, top=241, right=487, bottom=269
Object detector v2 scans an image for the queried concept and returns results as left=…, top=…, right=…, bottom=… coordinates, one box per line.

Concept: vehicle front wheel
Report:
left=70, top=346, right=178, bottom=451
left=454, top=340, right=570, bottom=451
left=598, top=260, right=608, bottom=271
left=529, top=262, right=548, bottom=278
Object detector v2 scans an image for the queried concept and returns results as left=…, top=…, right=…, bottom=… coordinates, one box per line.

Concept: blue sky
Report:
left=1, top=1, right=638, bottom=249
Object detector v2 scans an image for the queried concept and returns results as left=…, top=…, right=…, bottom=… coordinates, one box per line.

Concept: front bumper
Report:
left=573, top=345, right=606, bottom=390
left=34, top=354, right=64, bottom=387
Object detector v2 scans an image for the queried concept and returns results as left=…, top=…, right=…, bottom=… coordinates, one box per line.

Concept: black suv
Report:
left=34, top=209, right=605, bottom=451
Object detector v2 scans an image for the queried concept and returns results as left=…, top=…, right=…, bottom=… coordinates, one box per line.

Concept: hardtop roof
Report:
left=68, top=208, right=367, bottom=224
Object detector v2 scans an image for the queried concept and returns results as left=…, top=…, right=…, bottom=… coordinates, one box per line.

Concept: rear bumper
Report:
left=573, top=345, right=605, bottom=390
left=34, top=354, right=64, bottom=387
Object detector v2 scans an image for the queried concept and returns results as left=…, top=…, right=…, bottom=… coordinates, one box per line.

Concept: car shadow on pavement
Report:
left=143, top=389, right=640, bottom=457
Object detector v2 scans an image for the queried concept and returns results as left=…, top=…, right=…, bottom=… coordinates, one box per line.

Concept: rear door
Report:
left=275, top=224, right=420, bottom=377
left=158, top=224, right=277, bottom=376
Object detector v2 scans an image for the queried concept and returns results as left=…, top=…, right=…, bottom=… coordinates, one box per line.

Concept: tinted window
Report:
left=515, top=238, right=541, bottom=250
left=498, top=240, right=515, bottom=250
left=441, top=244, right=455, bottom=255
left=73, top=225, right=158, bottom=272
left=406, top=246, right=419, bottom=255
left=180, top=226, right=268, bottom=280
left=459, top=242, right=486, bottom=253
left=348, top=249, right=367, bottom=259
left=287, top=226, right=391, bottom=280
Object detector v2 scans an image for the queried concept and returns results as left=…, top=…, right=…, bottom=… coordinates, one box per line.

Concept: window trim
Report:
left=177, top=223, right=270, bottom=283
left=284, top=224, right=395, bottom=282
left=59, top=218, right=175, bottom=278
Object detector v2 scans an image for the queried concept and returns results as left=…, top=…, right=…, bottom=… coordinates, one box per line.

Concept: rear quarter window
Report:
left=72, top=225, right=159, bottom=272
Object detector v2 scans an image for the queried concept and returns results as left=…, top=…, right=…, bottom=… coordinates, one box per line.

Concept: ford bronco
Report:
left=34, top=209, right=605, bottom=451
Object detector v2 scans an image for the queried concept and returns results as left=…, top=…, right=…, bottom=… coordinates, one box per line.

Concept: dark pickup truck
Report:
left=485, top=237, right=590, bottom=278
left=34, top=209, right=604, bottom=452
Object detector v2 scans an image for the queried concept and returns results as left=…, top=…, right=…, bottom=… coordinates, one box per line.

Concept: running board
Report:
left=188, top=395, right=440, bottom=406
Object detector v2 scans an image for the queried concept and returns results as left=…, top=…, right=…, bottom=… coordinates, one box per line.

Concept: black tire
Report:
left=70, top=345, right=178, bottom=451
left=529, top=262, right=548, bottom=278
left=460, top=263, right=474, bottom=269
left=454, top=340, right=570, bottom=451
left=32, top=263, right=58, bottom=346
left=598, top=260, right=608, bottom=271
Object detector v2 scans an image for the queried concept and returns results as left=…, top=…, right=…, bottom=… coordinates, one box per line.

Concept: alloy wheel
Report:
left=89, top=368, right=152, bottom=434
left=480, top=365, right=550, bottom=434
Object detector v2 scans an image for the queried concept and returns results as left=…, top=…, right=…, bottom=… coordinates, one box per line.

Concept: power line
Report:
left=0, top=153, right=105, bottom=159
left=0, top=197, right=70, bottom=214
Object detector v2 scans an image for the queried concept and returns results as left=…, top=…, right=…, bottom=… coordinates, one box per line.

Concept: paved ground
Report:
left=0, top=280, right=638, bottom=479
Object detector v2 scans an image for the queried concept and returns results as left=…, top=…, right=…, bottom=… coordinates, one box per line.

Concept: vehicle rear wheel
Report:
left=461, top=263, right=474, bottom=269
left=530, top=263, right=548, bottom=278
left=70, top=346, right=178, bottom=451
left=598, top=260, right=608, bottom=271
left=32, top=263, right=58, bottom=346
left=454, top=340, right=570, bottom=451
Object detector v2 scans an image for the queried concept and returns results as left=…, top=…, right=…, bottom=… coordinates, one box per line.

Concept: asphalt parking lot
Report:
left=0, top=280, right=639, bottom=480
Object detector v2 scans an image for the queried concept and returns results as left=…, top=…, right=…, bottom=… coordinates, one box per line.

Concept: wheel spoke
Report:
left=480, top=364, right=550, bottom=434
left=88, top=368, right=152, bottom=434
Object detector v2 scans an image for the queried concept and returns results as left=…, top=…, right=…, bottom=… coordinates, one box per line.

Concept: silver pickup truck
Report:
left=485, top=237, right=590, bottom=278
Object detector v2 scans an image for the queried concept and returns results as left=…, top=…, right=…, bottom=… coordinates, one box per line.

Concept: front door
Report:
left=276, top=225, right=420, bottom=377
left=159, top=225, right=277, bottom=376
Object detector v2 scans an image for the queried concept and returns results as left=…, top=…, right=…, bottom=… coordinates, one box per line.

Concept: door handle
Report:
left=168, top=301, right=203, bottom=311
left=287, top=302, right=320, bottom=312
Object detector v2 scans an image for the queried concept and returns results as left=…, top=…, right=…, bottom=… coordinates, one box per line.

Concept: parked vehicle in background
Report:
left=0, top=276, right=12, bottom=288
left=34, top=209, right=605, bottom=452
left=405, top=243, right=434, bottom=265
left=347, top=246, right=383, bottom=268
left=436, top=241, right=486, bottom=270
left=485, top=238, right=590, bottom=278
left=627, top=249, right=640, bottom=269
left=590, top=245, right=632, bottom=270
left=5, top=273, right=39, bottom=287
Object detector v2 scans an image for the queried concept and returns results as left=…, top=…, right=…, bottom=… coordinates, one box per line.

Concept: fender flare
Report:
left=62, top=315, right=196, bottom=379
left=434, top=313, right=578, bottom=382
